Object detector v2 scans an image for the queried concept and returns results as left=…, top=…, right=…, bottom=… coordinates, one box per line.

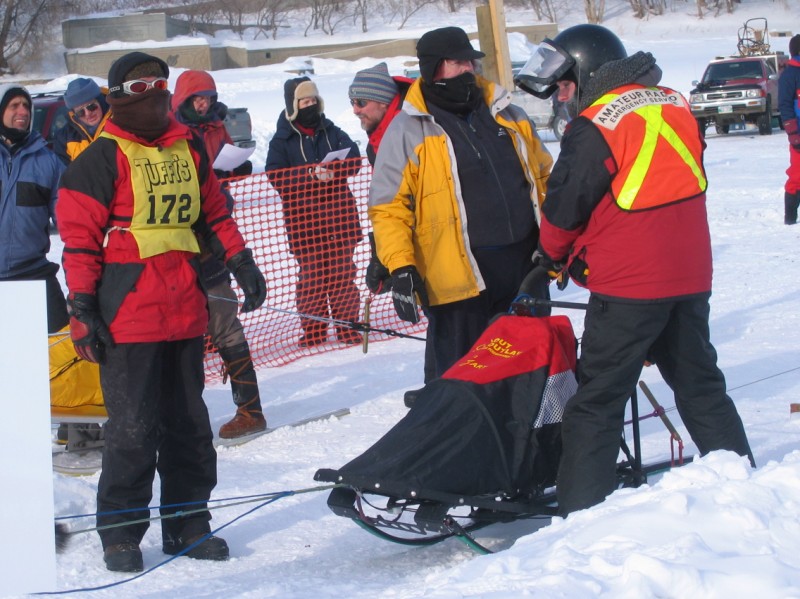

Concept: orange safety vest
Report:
left=582, top=84, right=707, bottom=211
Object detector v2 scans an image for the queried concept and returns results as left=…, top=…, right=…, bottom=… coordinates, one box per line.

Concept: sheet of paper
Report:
left=212, top=143, right=256, bottom=171
left=321, top=148, right=350, bottom=163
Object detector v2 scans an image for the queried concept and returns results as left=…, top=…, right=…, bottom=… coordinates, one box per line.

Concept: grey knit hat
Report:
left=348, top=62, right=399, bottom=105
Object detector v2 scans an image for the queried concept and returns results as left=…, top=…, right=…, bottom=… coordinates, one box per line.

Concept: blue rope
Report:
left=37, top=491, right=293, bottom=595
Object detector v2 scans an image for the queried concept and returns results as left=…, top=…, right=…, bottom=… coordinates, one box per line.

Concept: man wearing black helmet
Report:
left=369, top=26, right=553, bottom=388
left=516, top=24, right=754, bottom=515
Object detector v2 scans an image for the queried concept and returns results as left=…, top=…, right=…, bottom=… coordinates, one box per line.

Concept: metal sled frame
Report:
left=322, top=394, right=692, bottom=550
left=319, top=294, right=694, bottom=550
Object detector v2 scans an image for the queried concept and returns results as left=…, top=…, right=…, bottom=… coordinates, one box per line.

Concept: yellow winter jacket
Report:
left=368, top=75, right=552, bottom=306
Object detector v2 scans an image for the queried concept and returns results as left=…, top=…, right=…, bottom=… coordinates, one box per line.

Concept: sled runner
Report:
left=314, top=309, right=692, bottom=551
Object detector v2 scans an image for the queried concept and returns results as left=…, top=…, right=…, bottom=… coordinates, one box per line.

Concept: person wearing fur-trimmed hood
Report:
left=265, top=76, right=362, bottom=348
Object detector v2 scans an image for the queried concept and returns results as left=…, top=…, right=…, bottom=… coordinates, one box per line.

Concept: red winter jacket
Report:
left=540, top=111, right=712, bottom=301
left=171, top=69, right=233, bottom=166
left=57, top=118, right=247, bottom=343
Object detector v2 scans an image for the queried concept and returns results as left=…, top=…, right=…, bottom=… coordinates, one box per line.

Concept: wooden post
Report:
left=476, top=0, right=513, bottom=91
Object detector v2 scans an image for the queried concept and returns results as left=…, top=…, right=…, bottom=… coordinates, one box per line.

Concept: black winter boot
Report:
left=785, top=192, right=799, bottom=225
left=218, top=343, right=267, bottom=439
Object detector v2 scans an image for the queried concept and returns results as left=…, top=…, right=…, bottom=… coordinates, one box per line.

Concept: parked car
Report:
left=690, top=53, right=786, bottom=136
left=31, top=92, right=255, bottom=149
left=31, top=93, right=69, bottom=149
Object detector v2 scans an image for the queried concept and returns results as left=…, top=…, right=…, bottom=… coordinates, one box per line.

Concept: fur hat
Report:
left=283, top=76, right=324, bottom=122
left=107, top=52, right=169, bottom=98
left=348, top=62, right=399, bottom=105
left=790, top=34, right=800, bottom=57
left=64, top=78, right=102, bottom=110
left=416, top=27, right=484, bottom=82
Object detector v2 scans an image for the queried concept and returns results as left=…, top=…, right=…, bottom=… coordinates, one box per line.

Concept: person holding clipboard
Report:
left=266, top=77, right=363, bottom=347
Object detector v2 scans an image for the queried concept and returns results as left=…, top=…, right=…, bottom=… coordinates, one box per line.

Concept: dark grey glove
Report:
left=390, top=266, right=428, bottom=324
left=532, top=249, right=569, bottom=291
left=365, top=233, right=391, bottom=294
left=68, top=293, right=114, bottom=363
left=226, top=249, right=267, bottom=313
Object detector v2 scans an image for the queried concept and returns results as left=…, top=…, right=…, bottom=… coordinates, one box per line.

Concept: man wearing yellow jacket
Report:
left=369, top=26, right=552, bottom=385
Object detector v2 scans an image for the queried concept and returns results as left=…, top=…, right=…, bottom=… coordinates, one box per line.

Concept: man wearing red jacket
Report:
left=57, top=52, right=266, bottom=572
left=516, top=25, right=753, bottom=516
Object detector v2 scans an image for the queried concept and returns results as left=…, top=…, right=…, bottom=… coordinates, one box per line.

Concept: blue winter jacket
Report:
left=0, top=132, right=66, bottom=279
left=265, top=112, right=362, bottom=255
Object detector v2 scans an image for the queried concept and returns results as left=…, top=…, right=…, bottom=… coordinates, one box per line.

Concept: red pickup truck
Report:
left=689, top=52, right=788, bottom=136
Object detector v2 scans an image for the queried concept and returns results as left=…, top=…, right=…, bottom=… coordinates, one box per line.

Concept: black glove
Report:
left=365, top=233, right=391, bottom=294
left=68, top=293, right=114, bottom=364
left=390, top=266, right=428, bottom=324
left=226, top=249, right=267, bottom=313
left=532, top=248, right=569, bottom=291
left=786, top=119, right=800, bottom=151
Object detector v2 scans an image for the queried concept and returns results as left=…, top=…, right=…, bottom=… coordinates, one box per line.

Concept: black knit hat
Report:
left=0, top=85, right=32, bottom=135
left=107, top=52, right=169, bottom=98
left=790, top=34, right=800, bottom=57
left=416, top=27, right=485, bottom=82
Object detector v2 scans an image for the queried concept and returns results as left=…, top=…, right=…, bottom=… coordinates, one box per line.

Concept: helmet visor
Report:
left=514, top=40, right=575, bottom=99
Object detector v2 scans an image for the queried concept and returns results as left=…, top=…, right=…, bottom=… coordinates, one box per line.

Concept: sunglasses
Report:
left=74, top=102, right=100, bottom=118
left=110, top=77, right=169, bottom=96
left=350, top=98, right=369, bottom=108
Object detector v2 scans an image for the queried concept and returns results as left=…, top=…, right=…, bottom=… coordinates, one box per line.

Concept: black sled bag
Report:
left=316, top=314, right=577, bottom=501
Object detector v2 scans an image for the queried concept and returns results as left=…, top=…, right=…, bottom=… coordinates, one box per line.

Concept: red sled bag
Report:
left=317, top=314, right=577, bottom=502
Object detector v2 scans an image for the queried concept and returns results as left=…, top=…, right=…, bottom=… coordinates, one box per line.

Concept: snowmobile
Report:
left=314, top=281, right=691, bottom=551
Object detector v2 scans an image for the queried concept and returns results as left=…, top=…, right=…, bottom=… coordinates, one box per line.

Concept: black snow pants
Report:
left=96, top=337, right=217, bottom=548
left=556, top=293, right=754, bottom=516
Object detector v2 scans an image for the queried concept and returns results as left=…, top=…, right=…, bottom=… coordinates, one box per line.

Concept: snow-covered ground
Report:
left=11, top=1, right=800, bottom=597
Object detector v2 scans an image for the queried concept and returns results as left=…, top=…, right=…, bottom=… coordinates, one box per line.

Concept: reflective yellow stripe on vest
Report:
left=591, top=88, right=707, bottom=210
left=101, top=132, right=201, bottom=259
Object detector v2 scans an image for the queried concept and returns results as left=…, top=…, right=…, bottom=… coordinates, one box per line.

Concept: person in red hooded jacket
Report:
left=57, top=52, right=266, bottom=573
left=172, top=69, right=252, bottom=178
left=172, top=69, right=267, bottom=440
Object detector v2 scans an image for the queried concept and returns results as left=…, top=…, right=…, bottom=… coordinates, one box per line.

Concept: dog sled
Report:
left=314, top=296, right=691, bottom=551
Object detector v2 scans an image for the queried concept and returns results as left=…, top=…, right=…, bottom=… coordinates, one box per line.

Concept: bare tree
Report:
left=0, top=0, right=74, bottom=75
left=584, top=0, right=605, bottom=23
left=384, top=0, right=440, bottom=30
left=627, top=0, right=669, bottom=18
left=254, top=0, right=290, bottom=39
left=352, top=0, right=370, bottom=33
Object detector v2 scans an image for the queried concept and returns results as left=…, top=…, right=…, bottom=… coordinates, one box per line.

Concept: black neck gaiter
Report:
left=108, top=88, right=171, bottom=141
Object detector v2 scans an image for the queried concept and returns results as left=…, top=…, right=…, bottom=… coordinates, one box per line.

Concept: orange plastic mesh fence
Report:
left=204, top=156, right=427, bottom=382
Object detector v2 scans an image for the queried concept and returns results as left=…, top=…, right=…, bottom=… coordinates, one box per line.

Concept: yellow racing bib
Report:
left=103, top=133, right=202, bottom=259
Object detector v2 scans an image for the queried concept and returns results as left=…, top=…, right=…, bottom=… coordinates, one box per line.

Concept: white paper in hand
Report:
left=321, top=148, right=350, bottom=163
left=213, top=144, right=256, bottom=171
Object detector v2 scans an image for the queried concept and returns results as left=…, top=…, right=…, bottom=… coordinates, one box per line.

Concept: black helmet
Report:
left=515, top=24, right=627, bottom=99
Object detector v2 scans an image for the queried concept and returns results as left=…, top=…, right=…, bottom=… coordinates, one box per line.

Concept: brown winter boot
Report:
left=218, top=343, right=268, bottom=439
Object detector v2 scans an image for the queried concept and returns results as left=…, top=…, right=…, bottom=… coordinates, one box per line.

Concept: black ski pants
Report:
left=426, top=238, right=545, bottom=378
left=96, top=337, right=217, bottom=548
left=556, top=293, right=754, bottom=516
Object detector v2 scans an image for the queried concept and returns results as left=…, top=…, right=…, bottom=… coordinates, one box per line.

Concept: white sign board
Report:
left=0, top=282, right=57, bottom=594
